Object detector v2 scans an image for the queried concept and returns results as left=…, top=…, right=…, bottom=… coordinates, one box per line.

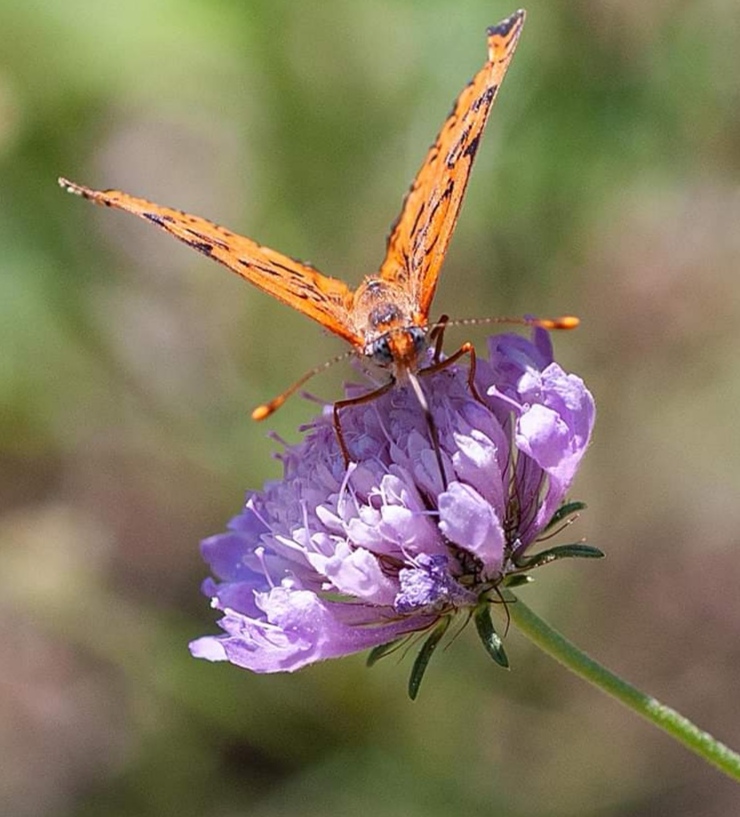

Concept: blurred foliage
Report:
left=3, top=1, right=740, bottom=815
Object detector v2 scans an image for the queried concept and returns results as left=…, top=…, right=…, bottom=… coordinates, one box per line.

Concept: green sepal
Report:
left=545, top=500, right=587, bottom=531
left=503, top=574, right=533, bottom=588
left=366, top=639, right=404, bottom=667
left=519, top=543, right=604, bottom=570
left=474, top=605, right=509, bottom=668
left=408, top=617, right=451, bottom=701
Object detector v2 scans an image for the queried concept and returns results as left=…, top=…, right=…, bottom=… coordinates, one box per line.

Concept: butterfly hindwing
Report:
left=378, top=9, right=525, bottom=319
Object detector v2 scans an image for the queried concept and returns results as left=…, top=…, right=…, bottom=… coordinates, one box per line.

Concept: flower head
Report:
left=190, top=330, right=595, bottom=684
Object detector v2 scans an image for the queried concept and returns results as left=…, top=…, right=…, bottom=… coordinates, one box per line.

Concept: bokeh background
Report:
left=2, top=0, right=740, bottom=814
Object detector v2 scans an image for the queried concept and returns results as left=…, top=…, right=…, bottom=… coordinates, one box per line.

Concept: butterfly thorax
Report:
left=352, top=278, right=428, bottom=377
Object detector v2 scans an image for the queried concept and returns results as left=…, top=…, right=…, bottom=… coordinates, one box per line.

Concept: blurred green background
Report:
left=3, top=0, right=740, bottom=814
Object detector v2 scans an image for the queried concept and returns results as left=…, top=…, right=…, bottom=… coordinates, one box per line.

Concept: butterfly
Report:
left=60, top=9, right=575, bottom=472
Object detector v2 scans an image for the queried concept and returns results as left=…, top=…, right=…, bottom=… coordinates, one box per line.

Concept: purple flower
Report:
left=190, top=330, right=595, bottom=679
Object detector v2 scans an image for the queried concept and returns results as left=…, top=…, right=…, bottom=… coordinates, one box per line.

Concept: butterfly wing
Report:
left=59, top=179, right=361, bottom=346
left=378, top=9, right=525, bottom=319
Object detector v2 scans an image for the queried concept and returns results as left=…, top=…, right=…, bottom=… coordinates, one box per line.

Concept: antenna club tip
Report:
left=555, top=315, right=580, bottom=330
left=535, top=315, right=580, bottom=330
left=251, top=405, right=272, bottom=421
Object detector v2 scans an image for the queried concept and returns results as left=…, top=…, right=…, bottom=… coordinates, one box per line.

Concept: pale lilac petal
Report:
left=517, top=364, right=595, bottom=483
left=189, top=587, right=428, bottom=673
left=189, top=635, right=228, bottom=662
left=516, top=403, right=570, bottom=471
left=438, top=482, right=505, bottom=573
left=515, top=364, right=595, bottom=541
left=201, top=532, right=265, bottom=584
left=306, top=543, right=397, bottom=605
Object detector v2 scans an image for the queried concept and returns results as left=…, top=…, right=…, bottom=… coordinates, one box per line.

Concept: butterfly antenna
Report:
left=431, top=314, right=580, bottom=333
left=252, top=349, right=354, bottom=421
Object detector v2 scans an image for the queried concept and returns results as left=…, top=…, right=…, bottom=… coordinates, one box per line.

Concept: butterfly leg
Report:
left=428, top=314, right=450, bottom=363
left=420, top=342, right=484, bottom=405
left=333, top=379, right=396, bottom=466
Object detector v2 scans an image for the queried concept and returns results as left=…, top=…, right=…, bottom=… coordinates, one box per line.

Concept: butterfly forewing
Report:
left=379, top=9, right=525, bottom=319
left=58, top=179, right=361, bottom=346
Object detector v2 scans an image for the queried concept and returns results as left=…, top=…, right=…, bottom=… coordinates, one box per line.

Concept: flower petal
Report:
left=438, top=481, right=505, bottom=574
left=190, top=587, right=429, bottom=673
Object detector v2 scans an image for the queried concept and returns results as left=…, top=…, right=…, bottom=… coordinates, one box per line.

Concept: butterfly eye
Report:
left=409, top=326, right=428, bottom=359
left=365, top=336, right=394, bottom=367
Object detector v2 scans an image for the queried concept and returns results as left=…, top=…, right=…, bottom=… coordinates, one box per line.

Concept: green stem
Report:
left=506, top=592, right=740, bottom=782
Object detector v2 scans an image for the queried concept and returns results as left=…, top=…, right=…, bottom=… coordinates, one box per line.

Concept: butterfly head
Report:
left=363, top=325, right=428, bottom=376
left=353, top=278, right=429, bottom=377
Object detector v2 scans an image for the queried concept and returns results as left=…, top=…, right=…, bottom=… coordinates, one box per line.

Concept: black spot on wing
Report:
left=411, top=180, right=453, bottom=258
left=400, top=248, right=411, bottom=276
left=463, top=133, right=481, bottom=159
left=428, top=179, right=454, bottom=220
left=185, top=228, right=229, bottom=250
left=293, top=290, right=312, bottom=300
left=446, top=125, right=471, bottom=168
left=471, top=86, right=495, bottom=112
left=242, top=260, right=281, bottom=277
left=143, top=213, right=174, bottom=226
left=487, top=10, right=523, bottom=38
left=188, top=241, right=214, bottom=256
left=424, top=229, right=440, bottom=255
left=409, top=201, right=426, bottom=239
left=235, top=259, right=345, bottom=312
left=268, top=258, right=313, bottom=279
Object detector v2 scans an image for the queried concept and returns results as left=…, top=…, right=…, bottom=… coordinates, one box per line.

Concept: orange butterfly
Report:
left=60, top=10, right=575, bottom=469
